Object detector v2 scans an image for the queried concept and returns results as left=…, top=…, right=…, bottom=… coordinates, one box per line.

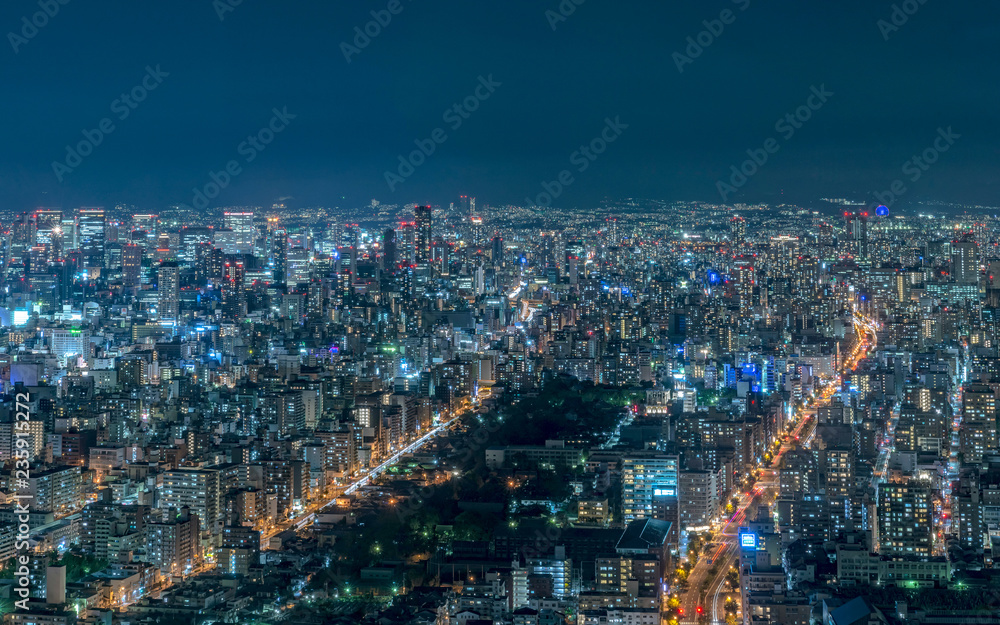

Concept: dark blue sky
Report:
left=2, top=0, right=998, bottom=211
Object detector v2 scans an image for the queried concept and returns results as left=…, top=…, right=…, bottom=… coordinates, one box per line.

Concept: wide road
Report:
left=261, top=408, right=468, bottom=549
left=684, top=413, right=811, bottom=625
left=677, top=309, right=877, bottom=624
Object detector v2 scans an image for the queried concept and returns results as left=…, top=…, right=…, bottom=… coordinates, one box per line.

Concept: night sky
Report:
left=2, top=0, right=998, bottom=211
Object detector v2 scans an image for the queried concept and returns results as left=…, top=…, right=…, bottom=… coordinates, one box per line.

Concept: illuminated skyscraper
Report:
left=818, top=221, right=834, bottom=247
left=272, top=228, right=288, bottom=285
left=878, top=482, right=931, bottom=557
left=10, top=212, right=33, bottom=265
left=78, top=207, right=106, bottom=267
left=767, top=236, right=800, bottom=279
left=961, top=383, right=997, bottom=464
left=620, top=453, right=679, bottom=524
left=730, top=215, right=747, bottom=253
left=396, top=221, right=416, bottom=265
left=470, top=215, right=485, bottom=248
left=34, top=209, right=62, bottom=246
left=147, top=508, right=200, bottom=576
left=224, top=211, right=255, bottom=254
left=265, top=215, right=281, bottom=257
left=955, top=467, right=984, bottom=554
left=414, top=205, right=432, bottom=266
left=952, top=238, right=978, bottom=284
left=846, top=211, right=868, bottom=259
left=565, top=239, right=583, bottom=284
left=160, top=468, right=222, bottom=535
left=33, top=208, right=64, bottom=263
left=733, top=256, right=756, bottom=320
left=158, top=261, right=180, bottom=322
left=133, top=213, right=158, bottom=238
left=122, top=244, right=143, bottom=288
left=222, top=259, right=247, bottom=319
left=606, top=217, right=619, bottom=245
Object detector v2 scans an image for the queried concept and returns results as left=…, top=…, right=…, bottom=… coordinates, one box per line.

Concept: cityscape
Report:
left=3, top=3, right=1000, bottom=625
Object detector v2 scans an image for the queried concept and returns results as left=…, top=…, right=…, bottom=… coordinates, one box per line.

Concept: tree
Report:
left=453, top=510, right=499, bottom=541
left=726, top=568, right=739, bottom=588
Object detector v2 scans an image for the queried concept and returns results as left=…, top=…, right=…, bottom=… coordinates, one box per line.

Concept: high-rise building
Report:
left=877, top=482, right=932, bottom=557
left=34, top=210, right=63, bottom=259
left=122, top=244, right=143, bottom=288
left=469, top=215, right=485, bottom=249
left=286, top=247, right=311, bottom=286
left=157, top=261, right=180, bottom=322
left=272, top=228, right=288, bottom=285
left=679, top=470, right=720, bottom=531
left=952, top=238, right=978, bottom=284
left=846, top=211, right=868, bottom=259
left=818, top=221, right=834, bottom=247
left=382, top=228, right=396, bottom=272
left=10, top=212, right=33, bottom=265
left=26, top=466, right=83, bottom=515
left=605, top=217, right=619, bottom=245
left=960, top=383, right=997, bottom=464
left=160, top=468, right=222, bottom=535
left=595, top=554, right=660, bottom=598
left=414, top=205, right=432, bottom=266
left=132, top=214, right=158, bottom=238
left=222, top=259, right=247, bottom=319
left=815, top=425, right=855, bottom=534
left=198, top=245, right=225, bottom=283
left=179, top=226, right=213, bottom=263
left=730, top=215, right=747, bottom=252
left=224, top=211, right=255, bottom=254
left=491, top=235, right=504, bottom=267
left=77, top=207, right=106, bottom=267
left=955, top=468, right=984, bottom=554
left=265, top=215, right=280, bottom=255
left=733, top=256, right=757, bottom=321
left=620, top=453, right=679, bottom=524
left=767, top=235, right=800, bottom=279
left=146, top=507, right=200, bottom=576
left=396, top=221, right=416, bottom=265
left=218, top=526, right=261, bottom=576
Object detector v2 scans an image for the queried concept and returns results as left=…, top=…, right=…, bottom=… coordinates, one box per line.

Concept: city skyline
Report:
left=2, top=1, right=999, bottom=210
left=4, top=3, right=1000, bottom=625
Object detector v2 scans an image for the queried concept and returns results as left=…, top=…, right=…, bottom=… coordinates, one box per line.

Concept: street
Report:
left=676, top=310, right=877, bottom=624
